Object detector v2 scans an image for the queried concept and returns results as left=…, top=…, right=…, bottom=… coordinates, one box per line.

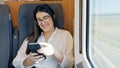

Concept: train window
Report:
left=87, top=0, right=120, bottom=68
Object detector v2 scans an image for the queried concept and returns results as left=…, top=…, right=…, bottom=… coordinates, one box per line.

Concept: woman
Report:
left=13, top=4, right=74, bottom=68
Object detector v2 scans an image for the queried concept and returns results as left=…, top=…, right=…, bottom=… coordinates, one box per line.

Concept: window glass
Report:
left=89, top=0, right=120, bottom=68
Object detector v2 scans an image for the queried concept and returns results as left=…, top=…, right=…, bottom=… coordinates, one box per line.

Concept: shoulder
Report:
left=56, top=27, right=72, bottom=37
left=21, top=37, right=29, bottom=46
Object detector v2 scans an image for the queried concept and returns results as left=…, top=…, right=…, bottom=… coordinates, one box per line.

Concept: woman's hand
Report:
left=29, top=53, right=45, bottom=63
left=37, top=42, right=63, bottom=63
left=37, top=42, right=55, bottom=56
left=23, top=53, right=45, bottom=67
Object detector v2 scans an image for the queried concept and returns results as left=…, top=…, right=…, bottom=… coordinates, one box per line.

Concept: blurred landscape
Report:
left=91, top=14, right=120, bottom=68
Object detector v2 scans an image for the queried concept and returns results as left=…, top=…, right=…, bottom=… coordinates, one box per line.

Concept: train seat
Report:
left=18, top=4, right=64, bottom=48
left=0, top=5, right=13, bottom=68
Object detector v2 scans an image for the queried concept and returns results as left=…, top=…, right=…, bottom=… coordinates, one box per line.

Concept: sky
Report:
left=91, top=0, right=120, bottom=15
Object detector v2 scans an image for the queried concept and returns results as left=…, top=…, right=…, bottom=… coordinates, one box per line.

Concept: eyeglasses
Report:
left=36, top=15, right=50, bottom=24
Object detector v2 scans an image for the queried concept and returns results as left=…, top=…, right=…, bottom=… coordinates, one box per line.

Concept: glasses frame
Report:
left=36, top=15, right=50, bottom=24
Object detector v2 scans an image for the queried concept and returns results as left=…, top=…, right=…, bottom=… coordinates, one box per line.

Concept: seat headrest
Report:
left=18, top=4, right=64, bottom=46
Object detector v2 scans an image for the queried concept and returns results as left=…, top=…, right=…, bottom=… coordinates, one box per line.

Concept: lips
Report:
left=42, top=23, right=49, bottom=29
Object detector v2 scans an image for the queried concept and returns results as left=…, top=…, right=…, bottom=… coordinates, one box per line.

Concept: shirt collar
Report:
left=40, top=27, right=60, bottom=42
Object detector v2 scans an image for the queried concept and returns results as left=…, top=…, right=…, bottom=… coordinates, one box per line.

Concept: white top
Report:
left=13, top=27, right=74, bottom=68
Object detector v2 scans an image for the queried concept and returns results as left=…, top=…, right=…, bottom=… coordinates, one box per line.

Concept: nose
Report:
left=41, top=20, right=48, bottom=25
left=41, top=20, right=45, bottom=25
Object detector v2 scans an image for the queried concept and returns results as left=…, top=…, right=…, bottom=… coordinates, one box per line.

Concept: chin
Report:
left=42, top=26, right=51, bottom=32
left=43, top=29, right=50, bottom=32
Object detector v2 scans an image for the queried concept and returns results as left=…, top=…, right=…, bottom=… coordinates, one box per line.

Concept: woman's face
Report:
left=36, top=12, right=54, bottom=32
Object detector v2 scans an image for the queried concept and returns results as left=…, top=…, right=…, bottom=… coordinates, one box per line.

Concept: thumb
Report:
left=38, top=42, right=51, bottom=47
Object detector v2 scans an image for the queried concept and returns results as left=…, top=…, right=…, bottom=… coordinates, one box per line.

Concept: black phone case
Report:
left=28, top=43, right=46, bottom=59
left=28, top=43, right=41, bottom=53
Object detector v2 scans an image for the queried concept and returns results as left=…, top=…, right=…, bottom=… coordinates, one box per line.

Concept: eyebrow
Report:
left=37, top=15, right=49, bottom=20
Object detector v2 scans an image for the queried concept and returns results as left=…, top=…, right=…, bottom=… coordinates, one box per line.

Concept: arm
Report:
left=61, top=32, right=74, bottom=68
left=53, top=47, right=64, bottom=63
left=12, top=39, right=29, bottom=68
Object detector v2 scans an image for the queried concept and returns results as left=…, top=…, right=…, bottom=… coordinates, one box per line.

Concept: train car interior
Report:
left=0, top=0, right=90, bottom=68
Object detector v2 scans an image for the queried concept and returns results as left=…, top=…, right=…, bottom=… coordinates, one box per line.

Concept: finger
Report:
left=32, top=58, right=39, bottom=62
left=33, top=55, right=44, bottom=59
left=30, top=53, right=40, bottom=60
left=37, top=48, right=46, bottom=53
left=38, top=57, right=45, bottom=62
left=31, top=53, right=39, bottom=56
left=34, top=57, right=45, bottom=64
left=38, top=42, right=51, bottom=47
left=37, top=49, right=47, bottom=54
left=32, top=56, right=43, bottom=62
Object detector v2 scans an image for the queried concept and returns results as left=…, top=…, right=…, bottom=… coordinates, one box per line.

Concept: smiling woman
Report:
left=0, top=0, right=74, bottom=67
left=12, top=4, right=74, bottom=68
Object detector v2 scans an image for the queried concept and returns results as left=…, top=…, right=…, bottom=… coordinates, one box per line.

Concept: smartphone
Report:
left=28, top=43, right=41, bottom=53
left=28, top=42, right=46, bottom=59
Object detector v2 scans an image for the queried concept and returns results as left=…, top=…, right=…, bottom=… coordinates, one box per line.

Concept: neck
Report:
left=43, top=27, right=55, bottom=42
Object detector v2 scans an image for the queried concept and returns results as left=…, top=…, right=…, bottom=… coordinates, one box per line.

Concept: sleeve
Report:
left=12, top=39, right=29, bottom=68
left=61, top=32, right=74, bottom=68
